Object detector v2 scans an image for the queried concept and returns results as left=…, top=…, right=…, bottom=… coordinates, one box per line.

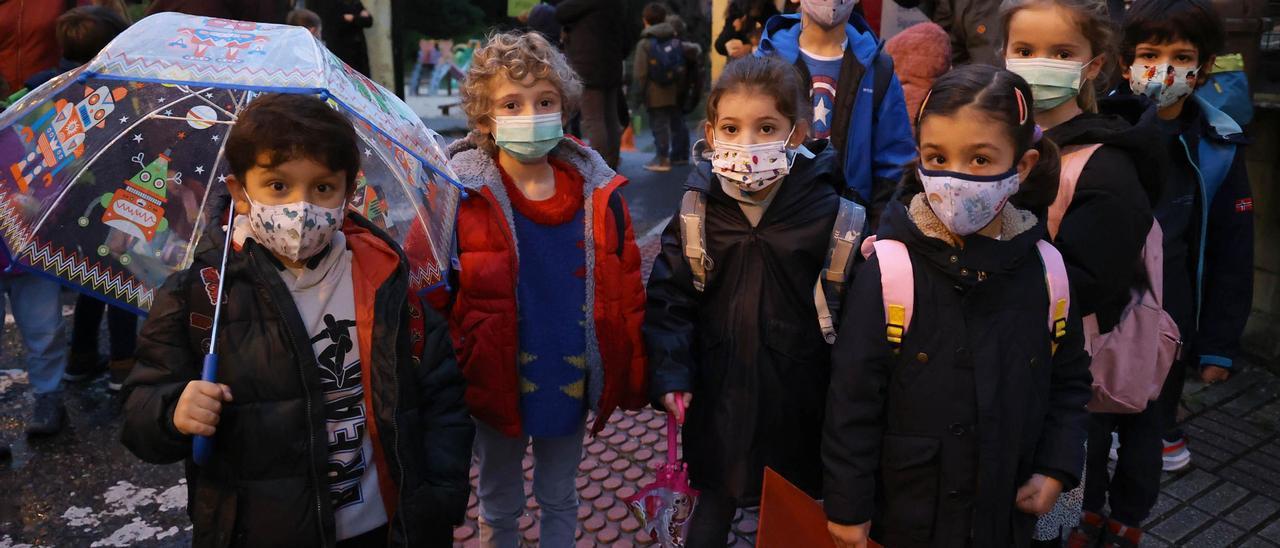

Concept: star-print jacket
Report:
left=122, top=206, right=474, bottom=548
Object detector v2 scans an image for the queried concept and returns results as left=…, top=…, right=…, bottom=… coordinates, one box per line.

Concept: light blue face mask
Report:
left=492, top=112, right=564, bottom=162
left=1006, top=57, right=1096, bottom=111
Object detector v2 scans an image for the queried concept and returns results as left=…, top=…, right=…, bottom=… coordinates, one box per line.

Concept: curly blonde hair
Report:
left=461, top=31, right=583, bottom=155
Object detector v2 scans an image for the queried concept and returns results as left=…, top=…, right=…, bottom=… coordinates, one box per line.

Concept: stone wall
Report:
left=1243, top=105, right=1280, bottom=363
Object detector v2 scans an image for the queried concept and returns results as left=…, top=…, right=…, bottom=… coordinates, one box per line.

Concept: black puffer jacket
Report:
left=1045, top=98, right=1161, bottom=331
left=556, top=0, right=629, bottom=88
left=823, top=195, right=1092, bottom=548
left=645, top=141, right=841, bottom=504
left=121, top=211, right=474, bottom=548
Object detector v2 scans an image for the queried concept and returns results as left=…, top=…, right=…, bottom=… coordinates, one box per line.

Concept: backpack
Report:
left=679, top=180, right=867, bottom=345
left=1195, top=53, right=1253, bottom=127
left=1047, top=144, right=1182, bottom=414
left=870, top=238, right=1071, bottom=358
left=647, top=37, right=686, bottom=86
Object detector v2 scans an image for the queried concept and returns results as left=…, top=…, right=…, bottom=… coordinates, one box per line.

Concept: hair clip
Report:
left=916, top=88, right=933, bottom=124
left=1033, top=124, right=1044, bottom=144
left=1014, top=88, right=1029, bottom=125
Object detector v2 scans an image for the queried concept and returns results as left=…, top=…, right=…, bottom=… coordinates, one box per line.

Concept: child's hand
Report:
left=173, top=381, right=233, bottom=437
left=1201, top=365, right=1230, bottom=384
left=1015, top=473, right=1063, bottom=516
left=827, top=520, right=871, bottom=548
left=726, top=39, right=748, bottom=58
left=661, top=392, right=692, bottom=424
left=343, top=13, right=355, bottom=22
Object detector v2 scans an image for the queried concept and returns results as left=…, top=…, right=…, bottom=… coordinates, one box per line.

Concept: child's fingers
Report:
left=218, top=384, right=234, bottom=402
left=193, top=408, right=220, bottom=427
left=192, top=396, right=222, bottom=415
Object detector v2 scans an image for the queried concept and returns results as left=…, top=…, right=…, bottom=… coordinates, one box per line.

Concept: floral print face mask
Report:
left=710, top=127, right=798, bottom=194
left=245, top=197, right=345, bottom=263
left=917, top=166, right=1021, bottom=236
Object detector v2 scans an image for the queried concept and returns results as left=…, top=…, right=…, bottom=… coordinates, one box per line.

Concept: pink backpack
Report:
left=871, top=238, right=1071, bottom=358
left=1048, top=144, right=1182, bottom=414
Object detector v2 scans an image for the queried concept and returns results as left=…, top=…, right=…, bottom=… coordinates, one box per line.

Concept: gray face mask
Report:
left=800, top=0, right=859, bottom=28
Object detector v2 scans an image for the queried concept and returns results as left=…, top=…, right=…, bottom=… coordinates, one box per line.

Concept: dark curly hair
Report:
left=225, top=93, right=361, bottom=191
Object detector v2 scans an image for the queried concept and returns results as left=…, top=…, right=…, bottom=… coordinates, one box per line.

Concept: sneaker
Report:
left=26, top=392, right=66, bottom=437
left=62, top=352, right=106, bottom=382
left=1163, top=436, right=1192, bottom=471
left=107, top=359, right=135, bottom=392
left=1066, top=511, right=1107, bottom=548
left=1101, top=519, right=1142, bottom=548
left=643, top=157, right=672, bottom=172
left=1108, top=431, right=1119, bottom=461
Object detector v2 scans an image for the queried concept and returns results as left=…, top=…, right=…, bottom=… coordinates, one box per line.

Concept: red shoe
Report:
left=1101, top=519, right=1143, bottom=548
left=1066, top=511, right=1107, bottom=548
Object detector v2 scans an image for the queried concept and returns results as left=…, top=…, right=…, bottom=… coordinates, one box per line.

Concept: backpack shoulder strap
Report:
left=816, top=197, right=868, bottom=343
left=679, top=189, right=713, bottom=291
left=1035, top=240, right=1071, bottom=356
left=871, top=239, right=913, bottom=353
left=1047, top=143, right=1103, bottom=239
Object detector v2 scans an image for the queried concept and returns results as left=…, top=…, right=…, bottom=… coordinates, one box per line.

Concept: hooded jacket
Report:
left=631, top=21, right=695, bottom=110
left=645, top=141, right=841, bottom=503
left=822, top=194, right=1092, bottom=548
left=1123, top=94, right=1252, bottom=370
left=443, top=137, right=648, bottom=437
left=1044, top=97, right=1161, bottom=332
left=121, top=211, right=474, bottom=548
left=756, top=13, right=916, bottom=222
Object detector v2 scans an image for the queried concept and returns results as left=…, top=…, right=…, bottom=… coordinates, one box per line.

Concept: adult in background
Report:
left=324, top=0, right=373, bottom=77
left=0, top=0, right=65, bottom=93
left=891, top=0, right=1002, bottom=66
left=715, top=0, right=780, bottom=60
left=556, top=0, right=629, bottom=169
left=522, top=0, right=563, bottom=47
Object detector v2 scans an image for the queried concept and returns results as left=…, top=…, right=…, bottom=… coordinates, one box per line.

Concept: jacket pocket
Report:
left=879, top=434, right=941, bottom=542
left=764, top=319, right=826, bottom=364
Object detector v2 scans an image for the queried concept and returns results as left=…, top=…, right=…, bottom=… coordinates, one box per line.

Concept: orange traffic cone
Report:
left=621, top=125, right=636, bottom=152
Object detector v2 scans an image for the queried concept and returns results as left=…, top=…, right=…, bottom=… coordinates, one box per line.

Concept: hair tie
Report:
left=1032, top=124, right=1044, bottom=144
left=1014, top=88, right=1029, bottom=126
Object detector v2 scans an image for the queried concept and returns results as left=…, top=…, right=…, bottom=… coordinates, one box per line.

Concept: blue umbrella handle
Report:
left=192, top=353, right=218, bottom=466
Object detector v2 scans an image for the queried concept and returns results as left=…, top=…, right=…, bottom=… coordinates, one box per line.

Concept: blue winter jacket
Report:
left=755, top=13, right=916, bottom=222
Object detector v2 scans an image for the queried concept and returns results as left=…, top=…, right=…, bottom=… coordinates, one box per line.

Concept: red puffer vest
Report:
left=442, top=137, right=648, bottom=437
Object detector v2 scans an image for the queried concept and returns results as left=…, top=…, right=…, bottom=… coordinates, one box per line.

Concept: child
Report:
left=823, top=64, right=1093, bottom=548
left=632, top=2, right=687, bottom=173
left=24, top=6, right=128, bottom=90
left=646, top=54, right=841, bottom=547
left=755, top=0, right=916, bottom=225
left=1067, top=2, right=1254, bottom=545
left=285, top=8, right=323, bottom=40
left=443, top=31, right=648, bottom=546
left=1002, top=1, right=1163, bottom=544
left=121, top=93, right=474, bottom=546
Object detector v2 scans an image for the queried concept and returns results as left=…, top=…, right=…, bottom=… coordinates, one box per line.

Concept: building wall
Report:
left=1244, top=105, right=1280, bottom=362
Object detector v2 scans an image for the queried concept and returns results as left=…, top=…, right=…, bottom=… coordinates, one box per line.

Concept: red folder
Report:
left=756, top=467, right=881, bottom=548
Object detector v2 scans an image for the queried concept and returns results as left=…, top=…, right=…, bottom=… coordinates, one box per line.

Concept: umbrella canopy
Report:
left=0, top=12, right=461, bottom=314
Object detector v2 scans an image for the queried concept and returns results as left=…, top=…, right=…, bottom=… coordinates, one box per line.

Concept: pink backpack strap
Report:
left=871, top=239, right=913, bottom=352
left=1035, top=240, right=1071, bottom=355
left=1047, top=143, right=1103, bottom=239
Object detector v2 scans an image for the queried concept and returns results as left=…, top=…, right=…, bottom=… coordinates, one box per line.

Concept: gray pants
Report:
left=579, top=87, right=622, bottom=169
left=473, top=420, right=585, bottom=548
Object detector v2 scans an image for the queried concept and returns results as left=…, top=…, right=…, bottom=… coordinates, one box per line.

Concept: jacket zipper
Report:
left=248, top=248, right=328, bottom=546
left=387, top=292, right=408, bottom=544
left=1178, top=136, right=1209, bottom=330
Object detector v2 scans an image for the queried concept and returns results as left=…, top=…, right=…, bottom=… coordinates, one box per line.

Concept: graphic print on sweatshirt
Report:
left=313, top=313, right=369, bottom=511
left=801, top=47, right=843, bottom=141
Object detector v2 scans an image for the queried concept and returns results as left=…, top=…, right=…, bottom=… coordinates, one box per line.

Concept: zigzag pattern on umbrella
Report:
left=409, top=262, right=444, bottom=293
left=96, top=53, right=325, bottom=87
left=20, top=240, right=153, bottom=309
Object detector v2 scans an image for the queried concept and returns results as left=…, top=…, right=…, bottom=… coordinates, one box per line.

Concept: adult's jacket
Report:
left=1044, top=99, right=1161, bottom=332
left=555, top=0, right=629, bottom=88
left=1146, top=95, right=1253, bottom=370
left=325, top=1, right=374, bottom=77
left=443, top=137, right=648, bottom=437
left=145, top=0, right=289, bottom=22
left=0, top=0, right=64, bottom=93
left=645, top=141, right=840, bottom=504
left=121, top=211, right=474, bottom=548
left=756, top=13, right=916, bottom=224
left=822, top=194, right=1092, bottom=548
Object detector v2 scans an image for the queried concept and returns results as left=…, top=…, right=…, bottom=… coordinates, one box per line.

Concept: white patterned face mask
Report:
left=918, top=166, right=1021, bottom=236
left=1129, top=63, right=1199, bottom=109
left=246, top=197, right=344, bottom=263
left=710, top=127, right=796, bottom=194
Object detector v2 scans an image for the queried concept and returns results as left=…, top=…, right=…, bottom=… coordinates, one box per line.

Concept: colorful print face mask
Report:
left=246, top=197, right=345, bottom=263
left=1005, top=57, right=1093, bottom=111
left=800, top=0, right=859, bottom=28
left=918, top=166, right=1021, bottom=236
left=1129, top=63, right=1199, bottom=109
left=710, top=128, right=796, bottom=194
left=492, top=112, right=564, bottom=162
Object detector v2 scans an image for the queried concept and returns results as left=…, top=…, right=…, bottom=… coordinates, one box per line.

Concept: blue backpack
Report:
left=1196, top=53, right=1253, bottom=126
left=647, top=37, right=685, bottom=86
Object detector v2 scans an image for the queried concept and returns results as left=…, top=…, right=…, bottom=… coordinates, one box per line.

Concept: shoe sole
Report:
left=644, top=166, right=672, bottom=172
left=107, top=381, right=123, bottom=392
left=1163, top=453, right=1192, bottom=472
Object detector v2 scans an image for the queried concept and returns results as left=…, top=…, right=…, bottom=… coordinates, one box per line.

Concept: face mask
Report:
left=246, top=197, right=345, bottom=263
left=710, top=128, right=796, bottom=194
left=492, top=112, right=563, bottom=162
left=1005, top=57, right=1094, bottom=111
left=800, top=0, right=859, bottom=28
left=918, top=166, right=1021, bottom=236
left=1129, top=63, right=1199, bottom=110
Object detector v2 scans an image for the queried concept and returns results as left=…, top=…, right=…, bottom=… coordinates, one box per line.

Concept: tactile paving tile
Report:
left=451, top=410, right=760, bottom=547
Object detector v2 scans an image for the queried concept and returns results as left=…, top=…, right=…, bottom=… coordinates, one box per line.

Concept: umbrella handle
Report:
left=668, top=395, right=686, bottom=465
left=192, top=353, right=218, bottom=466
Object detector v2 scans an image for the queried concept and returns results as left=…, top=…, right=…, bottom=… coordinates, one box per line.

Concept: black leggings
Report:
left=69, top=294, right=138, bottom=360
left=686, top=488, right=740, bottom=548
